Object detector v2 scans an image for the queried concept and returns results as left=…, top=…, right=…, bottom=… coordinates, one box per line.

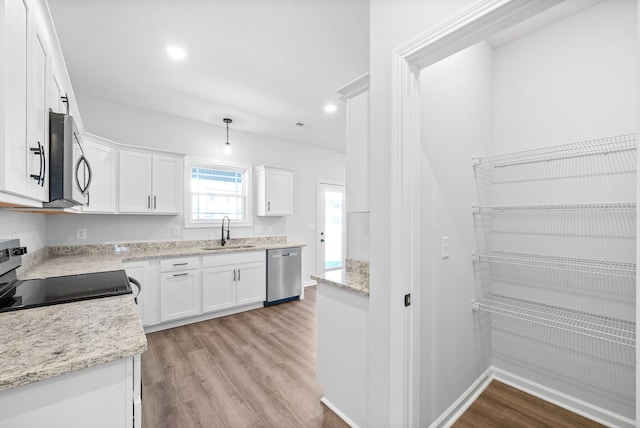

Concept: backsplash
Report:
left=47, top=236, right=288, bottom=257
left=345, top=258, right=369, bottom=279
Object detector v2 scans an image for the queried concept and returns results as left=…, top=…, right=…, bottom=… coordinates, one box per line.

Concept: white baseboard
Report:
left=492, top=367, right=635, bottom=428
left=321, top=397, right=359, bottom=428
left=304, top=279, right=317, bottom=287
left=430, top=367, right=493, bottom=427
left=143, top=302, right=264, bottom=333
left=431, top=366, right=635, bottom=428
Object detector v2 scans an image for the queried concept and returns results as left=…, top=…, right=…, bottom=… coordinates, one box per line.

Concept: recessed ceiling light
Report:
left=324, top=104, right=337, bottom=113
left=166, top=45, right=187, bottom=61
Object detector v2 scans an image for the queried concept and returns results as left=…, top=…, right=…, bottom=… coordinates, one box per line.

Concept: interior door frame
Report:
left=316, top=179, right=347, bottom=274
left=387, top=1, right=576, bottom=426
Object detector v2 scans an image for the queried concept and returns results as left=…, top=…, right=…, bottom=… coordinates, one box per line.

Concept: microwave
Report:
left=44, top=112, right=92, bottom=208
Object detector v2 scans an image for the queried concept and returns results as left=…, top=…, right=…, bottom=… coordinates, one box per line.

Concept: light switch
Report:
left=76, top=228, right=87, bottom=240
left=441, top=236, right=450, bottom=259
left=172, top=225, right=181, bottom=236
left=254, top=225, right=262, bottom=234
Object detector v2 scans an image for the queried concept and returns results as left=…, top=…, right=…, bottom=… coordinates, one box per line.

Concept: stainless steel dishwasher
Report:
left=265, top=247, right=301, bottom=306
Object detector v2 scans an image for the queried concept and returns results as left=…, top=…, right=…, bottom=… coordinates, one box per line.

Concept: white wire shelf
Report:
left=472, top=251, right=636, bottom=279
left=471, top=294, right=636, bottom=347
left=472, top=134, right=637, bottom=168
left=472, top=202, right=636, bottom=213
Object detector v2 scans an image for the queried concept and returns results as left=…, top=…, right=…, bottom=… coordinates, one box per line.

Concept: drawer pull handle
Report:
left=172, top=263, right=188, bottom=266
left=173, top=273, right=189, bottom=277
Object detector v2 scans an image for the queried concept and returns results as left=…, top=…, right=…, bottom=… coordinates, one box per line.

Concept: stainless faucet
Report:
left=221, top=216, right=231, bottom=246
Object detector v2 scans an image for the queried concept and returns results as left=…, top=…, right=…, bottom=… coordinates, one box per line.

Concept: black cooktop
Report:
left=0, top=270, right=132, bottom=312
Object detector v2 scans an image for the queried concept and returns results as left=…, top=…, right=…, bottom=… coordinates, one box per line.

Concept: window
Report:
left=186, top=160, right=252, bottom=227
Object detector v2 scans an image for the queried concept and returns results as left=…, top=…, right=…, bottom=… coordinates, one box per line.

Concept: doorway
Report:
left=387, top=0, right=640, bottom=426
left=317, top=181, right=346, bottom=273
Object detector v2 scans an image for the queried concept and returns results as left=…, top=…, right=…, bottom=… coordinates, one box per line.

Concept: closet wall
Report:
left=420, top=0, right=637, bottom=425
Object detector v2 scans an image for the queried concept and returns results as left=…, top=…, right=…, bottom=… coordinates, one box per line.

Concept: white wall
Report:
left=0, top=212, right=46, bottom=253
left=46, top=95, right=346, bottom=283
left=488, top=0, right=638, bottom=419
left=492, top=0, right=638, bottom=151
left=368, top=1, right=478, bottom=425
left=419, top=41, right=494, bottom=425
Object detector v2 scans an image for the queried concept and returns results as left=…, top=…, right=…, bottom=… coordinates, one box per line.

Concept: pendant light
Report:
left=223, top=118, right=232, bottom=154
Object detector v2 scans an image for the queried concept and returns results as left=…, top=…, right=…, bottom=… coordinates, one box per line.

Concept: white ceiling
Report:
left=47, top=0, right=370, bottom=153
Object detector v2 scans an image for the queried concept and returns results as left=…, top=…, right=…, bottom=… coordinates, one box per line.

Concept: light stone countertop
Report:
left=20, top=240, right=306, bottom=280
left=3, top=238, right=305, bottom=391
left=0, top=295, right=146, bottom=391
left=311, top=259, right=370, bottom=296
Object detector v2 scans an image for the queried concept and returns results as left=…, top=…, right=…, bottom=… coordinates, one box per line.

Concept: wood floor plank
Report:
left=141, top=286, right=349, bottom=428
left=453, top=381, right=606, bottom=428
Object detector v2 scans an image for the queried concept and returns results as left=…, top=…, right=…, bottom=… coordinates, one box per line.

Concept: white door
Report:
left=318, top=182, right=346, bottom=272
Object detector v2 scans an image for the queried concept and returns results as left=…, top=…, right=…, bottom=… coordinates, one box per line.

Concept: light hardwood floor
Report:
left=141, top=286, right=349, bottom=428
left=453, top=380, right=606, bottom=428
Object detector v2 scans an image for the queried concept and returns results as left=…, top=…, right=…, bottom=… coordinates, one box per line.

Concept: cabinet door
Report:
left=160, top=271, right=200, bottom=322
left=118, top=151, right=152, bottom=213
left=236, top=262, right=265, bottom=306
left=82, top=141, right=116, bottom=213
left=202, top=266, right=236, bottom=313
left=152, top=155, right=181, bottom=214
left=26, top=27, right=49, bottom=201
left=265, top=168, right=293, bottom=215
left=3, top=0, right=30, bottom=197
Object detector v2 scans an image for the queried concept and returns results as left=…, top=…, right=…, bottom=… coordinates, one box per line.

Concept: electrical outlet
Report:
left=266, top=225, right=273, bottom=233
left=76, top=228, right=87, bottom=240
left=172, top=225, right=181, bottom=236
left=441, top=236, right=450, bottom=259
left=254, top=225, right=262, bottom=234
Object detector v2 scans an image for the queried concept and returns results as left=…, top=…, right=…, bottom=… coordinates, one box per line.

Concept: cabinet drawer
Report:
left=202, top=250, right=265, bottom=268
left=160, top=256, right=200, bottom=272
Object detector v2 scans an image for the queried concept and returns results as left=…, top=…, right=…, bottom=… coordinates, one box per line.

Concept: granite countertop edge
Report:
left=311, top=272, right=370, bottom=296
left=0, top=295, right=147, bottom=392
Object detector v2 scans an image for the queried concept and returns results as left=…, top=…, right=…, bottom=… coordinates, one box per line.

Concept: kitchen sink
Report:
left=201, top=245, right=257, bottom=251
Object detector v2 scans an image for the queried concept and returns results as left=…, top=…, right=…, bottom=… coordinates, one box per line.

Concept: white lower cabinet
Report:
left=202, top=251, right=265, bottom=313
left=140, top=252, right=265, bottom=330
left=0, top=356, right=141, bottom=428
left=235, top=262, right=265, bottom=306
left=124, top=260, right=161, bottom=327
left=202, top=265, right=236, bottom=313
left=160, top=269, right=201, bottom=322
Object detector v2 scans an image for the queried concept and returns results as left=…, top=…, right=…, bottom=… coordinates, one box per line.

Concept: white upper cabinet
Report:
left=254, top=165, right=294, bottom=216
left=338, top=73, right=369, bottom=213
left=0, top=0, right=83, bottom=206
left=26, top=18, right=49, bottom=202
left=82, top=135, right=117, bottom=213
left=152, top=154, right=181, bottom=213
left=118, top=150, right=182, bottom=214
left=0, top=0, right=38, bottom=205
